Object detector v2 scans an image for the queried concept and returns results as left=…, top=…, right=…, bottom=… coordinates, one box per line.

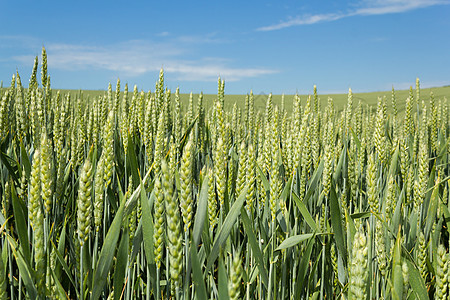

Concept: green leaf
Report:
left=292, top=192, right=317, bottom=231
left=129, top=219, right=143, bottom=265
left=218, top=257, right=229, bottom=300
left=124, top=168, right=152, bottom=216
left=350, top=212, right=371, bottom=220
left=206, top=185, right=248, bottom=272
left=295, top=236, right=315, bottom=296
left=0, top=151, right=19, bottom=183
left=257, top=164, right=269, bottom=193
left=275, top=233, right=314, bottom=251
left=333, top=144, right=346, bottom=182
left=1, top=242, right=8, bottom=280
left=11, top=183, right=30, bottom=263
left=114, top=228, right=129, bottom=300
left=304, top=160, right=324, bottom=203
left=279, top=177, right=292, bottom=209
left=441, top=203, right=450, bottom=237
left=140, top=181, right=157, bottom=289
left=424, top=180, right=439, bottom=240
left=350, top=127, right=362, bottom=150
left=178, top=115, right=198, bottom=153
left=437, top=132, right=448, bottom=161
left=391, top=187, right=404, bottom=236
left=193, top=172, right=209, bottom=247
left=55, top=220, right=67, bottom=279
left=406, top=259, right=428, bottom=300
left=7, top=235, right=37, bottom=299
left=51, top=267, right=69, bottom=300
left=346, top=210, right=356, bottom=263
left=388, top=144, right=399, bottom=177
left=240, top=208, right=269, bottom=287
left=20, top=140, right=31, bottom=178
left=329, top=182, right=347, bottom=265
left=51, top=240, right=77, bottom=295
left=0, top=211, right=6, bottom=229
left=126, top=131, right=141, bottom=185
left=391, top=229, right=403, bottom=300
left=92, top=199, right=125, bottom=300
left=190, top=244, right=208, bottom=300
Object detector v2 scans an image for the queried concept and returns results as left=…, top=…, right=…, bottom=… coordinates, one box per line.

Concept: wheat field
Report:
left=0, top=47, right=449, bottom=299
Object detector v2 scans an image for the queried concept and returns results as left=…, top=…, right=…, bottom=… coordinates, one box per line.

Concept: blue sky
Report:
left=0, top=0, right=449, bottom=94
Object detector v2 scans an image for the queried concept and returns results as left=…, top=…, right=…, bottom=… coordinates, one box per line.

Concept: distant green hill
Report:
left=2, top=85, right=449, bottom=114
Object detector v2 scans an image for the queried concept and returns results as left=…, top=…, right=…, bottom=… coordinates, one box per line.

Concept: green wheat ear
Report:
left=207, top=167, right=218, bottom=233
left=40, top=129, right=54, bottom=214
left=330, top=244, right=339, bottom=288
left=236, top=140, right=247, bottom=199
left=366, top=152, right=378, bottom=213
left=77, top=158, right=93, bottom=246
left=215, top=136, right=227, bottom=211
left=29, top=149, right=46, bottom=295
left=180, top=135, right=194, bottom=233
left=94, top=154, right=105, bottom=231
left=375, top=220, right=387, bottom=276
left=349, top=231, right=368, bottom=300
left=29, top=149, right=41, bottom=229
left=162, top=160, right=183, bottom=295
left=435, top=244, right=448, bottom=299
left=0, top=91, right=10, bottom=141
left=103, top=110, right=115, bottom=189
left=245, top=142, right=256, bottom=213
left=228, top=249, right=242, bottom=300
left=153, top=174, right=165, bottom=269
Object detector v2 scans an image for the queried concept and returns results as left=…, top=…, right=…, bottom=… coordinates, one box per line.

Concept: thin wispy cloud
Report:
left=257, top=0, right=449, bottom=31
left=0, top=35, right=42, bottom=49
left=156, top=31, right=170, bottom=37
left=174, top=32, right=228, bottom=44
left=9, top=37, right=277, bottom=82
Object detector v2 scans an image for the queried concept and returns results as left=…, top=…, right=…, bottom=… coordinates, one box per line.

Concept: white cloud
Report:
left=156, top=31, right=170, bottom=37
left=174, top=32, right=228, bottom=44
left=164, top=63, right=276, bottom=82
left=257, top=0, right=449, bottom=31
left=10, top=38, right=277, bottom=82
left=354, top=0, right=448, bottom=15
left=257, top=14, right=344, bottom=31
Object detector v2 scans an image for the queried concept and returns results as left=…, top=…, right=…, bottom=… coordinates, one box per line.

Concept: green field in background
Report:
left=3, top=84, right=449, bottom=114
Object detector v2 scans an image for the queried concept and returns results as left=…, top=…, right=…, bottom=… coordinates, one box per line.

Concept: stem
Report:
left=246, top=247, right=250, bottom=300
left=320, top=242, right=326, bottom=300
left=92, top=232, right=99, bottom=270
left=126, top=258, right=131, bottom=300
left=368, top=215, right=374, bottom=300
left=156, top=267, right=160, bottom=300
left=258, top=230, right=262, bottom=299
left=175, top=286, right=180, bottom=300
left=267, top=262, right=273, bottom=300
left=166, top=251, right=169, bottom=297
left=281, top=253, right=287, bottom=300
left=80, top=244, right=84, bottom=300
left=184, top=230, right=189, bottom=299
left=320, top=196, right=328, bottom=300
left=147, top=266, right=151, bottom=300
left=9, top=247, right=13, bottom=300
left=267, top=220, right=275, bottom=300
left=103, top=189, right=108, bottom=243
left=18, top=275, right=22, bottom=300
